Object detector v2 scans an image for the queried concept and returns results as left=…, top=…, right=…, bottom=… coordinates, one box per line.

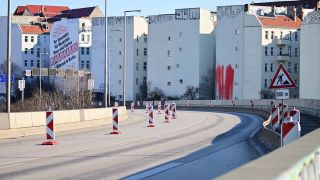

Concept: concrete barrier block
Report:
left=0, top=113, right=10, bottom=130
left=13, top=112, right=33, bottom=128
left=31, top=112, right=46, bottom=127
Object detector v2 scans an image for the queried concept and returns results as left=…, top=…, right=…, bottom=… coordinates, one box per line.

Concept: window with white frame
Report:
left=31, top=36, right=34, bottom=43
left=25, top=36, right=28, bottom=42
left=265, top=47, right=268, bottom=56
left=265, top=63, right=268, bottom=72
left=25, top=48, right=28, bottom=54
left=271, top=47, right=274, bottom=56
left=270, top=63, right=273, bottom=72
left=271, top=31, right=274, bottom=39
left=167, top=66, right=171, bottom=70
left=167, top=50, right=172, bottom=57
left=265, top=31, right=268, bottom=39
left=81, top=34, right=85, bottom=41
left=143, top=62, right=147, bottom=71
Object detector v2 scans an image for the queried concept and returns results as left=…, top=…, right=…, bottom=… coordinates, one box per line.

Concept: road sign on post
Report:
left=276, top=89, right=289, bottom=100
left=18, top=80, right=25, bottom=91
left=0, top=75, right=14, bottom=83
left=25, top=70, right=31, bottom=77
left=269, top=64, right=296, bottom=89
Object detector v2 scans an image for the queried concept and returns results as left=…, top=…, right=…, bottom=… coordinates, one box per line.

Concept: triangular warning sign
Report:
left=269, top=64, right=297, bottom=89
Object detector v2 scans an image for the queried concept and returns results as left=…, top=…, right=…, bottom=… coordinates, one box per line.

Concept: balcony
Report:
left=276, top=39, right=290, bottom=46
left=79, top=26, right=92, bottom=32
left=277, top=54, right=290, bottom=61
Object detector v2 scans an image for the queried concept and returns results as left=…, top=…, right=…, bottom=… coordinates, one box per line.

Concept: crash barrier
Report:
left=110, top=108, right=120, bottom=134
left=218, top=128, right=320, bottom=180
left=0, top=107, right=127, bottom=131
left=42, top=111, right=57, bottom=145
left=147, top=106, right=155, bottom=127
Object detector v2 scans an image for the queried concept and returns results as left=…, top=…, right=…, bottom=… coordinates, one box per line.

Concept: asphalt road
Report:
left=0, top=109, right=264, bottom=180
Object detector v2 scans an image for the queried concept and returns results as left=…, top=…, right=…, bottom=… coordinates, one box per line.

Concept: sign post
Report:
left=18, top=79, right=25, bottom=103
left=269, top=64, right=297, bottom=125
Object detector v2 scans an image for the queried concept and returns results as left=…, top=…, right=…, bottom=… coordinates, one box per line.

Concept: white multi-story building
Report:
left=215, top=5, right=308, bottom=100
left=300, top=10, right=320, bottom=99
left=106, top=16, right=148, bottom=101
left=147, top=8, right=216, bottom=99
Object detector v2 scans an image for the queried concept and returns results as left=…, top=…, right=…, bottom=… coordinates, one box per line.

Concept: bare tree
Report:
left=183, top=86, right=199, bottom=100
left=148, top=87, right=165, bottom=101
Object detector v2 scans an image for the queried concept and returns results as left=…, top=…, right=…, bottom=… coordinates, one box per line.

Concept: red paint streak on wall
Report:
left=216, top=64, right=234, bottom=100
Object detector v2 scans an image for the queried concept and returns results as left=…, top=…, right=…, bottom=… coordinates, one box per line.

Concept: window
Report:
left=144, top=34, right=147, bottom=43
left=167, top=82, right=171, bottom=86
left=271, top=47, right=274, bottom=56
left=136, top=35, right=139, bottom=42
left=270, top=63, right=273, bottom=72
left=235, top=64, right=240, bottom=69
left=30, top=60, right=34, bottom=67
left=118, top=80, right=122, bottom=84
left=179, top=47, right=182, bottom=52
left=235, top=46, right=239, bottom=51
left=294, top=48, right=298, bottom=57
left=264, top=79, right=268, bottom=88
left=86, top=61, right=90, bottom=69
left=167, top=66, right=171, bottom=70
left=144, top=48, right=147, bottom=56
left=288, top=62, right=292, bottom=73
left=265, top=31, right=268, bottom=39
left=81, top=61, right=84, bottom=69
left=82, top=23, right=85, bottom=27
left=119, top=65, right=122, bottom=69
left=167, top=50, right=172, bottom=57
left=143, top=62, right=147, bottom=71
left=265, top=47, right=268, bottom=56
left=81, top=34, right=85, bottom=41
left=179, top=79, right=183, bottom=84
left=176, top=64, right=180, bottom=68
left=37, top=48, right=40, bottom=57
left=235, top=29, right=239, bottom=35
left=271, top=31, right=274, bottom=39
left=25, top=48, right=28, bottom=54
left=288, top=46, right=292, bottom=57
left=24, top=60, right=28, bottom=67
left=86, top=47, right=90, bottom=55
left=37, top=60, right=40, bottom=68
left=168, top=36, right=171, bottom=41
left=31, top=36, right=34, bottom=43
left=25, top=36, right=28, bottom=42
left=279, top=47, right=283, bottom=55
left=136, top=78, right=138, bottom=85
left=119, top=51, right=122, bottom=55
left=119, top=95, right=122, bottom=99
left=294, top=63, right=298, bottom=73
left=30, top=48, right=34, bottom=54
left=289, top=31, right=292, bottom=40
left=179, top=32, right=183, bottom=37
left=44, top=48, right=47, bottom=53
left=119, top=38, right=122, bottom=42
left=81, top=48, right=85, bottom=55
left=265, top=63, right=268, bottom=72
left=136, top=49, right=139, bottom=56
left=143, top=77, right=147, bottom=85
left=295, top=32, right=298, bottom=41
left=136, top=63, right=139, bottom=71
left=87, top=34, right=90, bottom=42
left=280, top=31, right=283, bottom=39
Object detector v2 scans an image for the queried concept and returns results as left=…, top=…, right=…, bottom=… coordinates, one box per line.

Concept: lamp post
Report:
left=39, top=52, right=49, bottom=100
left=6, top=0, right=11, bottom=113
left=123, top=10, right=141, bottom=107
left=104, top=0, right=108, bottom=107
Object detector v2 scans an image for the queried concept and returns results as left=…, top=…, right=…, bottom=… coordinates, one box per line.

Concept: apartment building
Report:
left=215, top=5, right=310, bottom=100
left=300, top=10, right=320, bottom=99
left=147, top=8, right=216, bottom=99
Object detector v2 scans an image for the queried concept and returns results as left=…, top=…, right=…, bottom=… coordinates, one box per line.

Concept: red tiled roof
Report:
left=14, top=5, right=69, bottom=17
left=258, top=15, right=302, bottom=29
left=20, top=24, right=52, bottom=35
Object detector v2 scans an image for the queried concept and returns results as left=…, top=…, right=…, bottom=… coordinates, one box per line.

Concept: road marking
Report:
left=124, top=163, right=183, bottom=180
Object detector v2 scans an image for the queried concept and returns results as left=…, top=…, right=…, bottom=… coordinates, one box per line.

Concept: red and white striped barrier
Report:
left=281, top=117, right=301, bottom=146
left=110, top=108, right=120, bottom=134
left=131, top=102, right=135, bottom=112
left=289, top=108, right=300, bottom=122
left=42, top=111, right=57, bottom=145
left=114, top=102, right=118, bottom=107
left=158, top=102, right=162, bottom=114
left=271, top=106, right=280, bottom=132
left=171, top=103, right=177, bottom=119
left=145, top=103, right=149, bottom=113
left=283, top=104, right=289, bottom=122
left=164, top=104, right=170, bottom=123
left=147, top=106, right=155, bottom=127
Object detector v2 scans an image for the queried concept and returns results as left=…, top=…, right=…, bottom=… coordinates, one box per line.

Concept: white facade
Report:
left=105, top=16, right=148, bottom=101
left=300, top=11, right=320, bottom=99
left=147, top=8, right=216, bottom=99
left=216, top=5, right=302, bottom=100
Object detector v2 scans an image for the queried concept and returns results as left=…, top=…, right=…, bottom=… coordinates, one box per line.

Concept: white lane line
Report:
left=124, top=162, right=183, bottom=180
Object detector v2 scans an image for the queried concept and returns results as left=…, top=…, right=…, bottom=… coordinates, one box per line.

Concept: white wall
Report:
left=300, top=11, right=320, bottom=99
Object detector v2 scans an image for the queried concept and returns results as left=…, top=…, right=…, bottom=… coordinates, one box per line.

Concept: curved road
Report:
left=0, top=109, right=264, bottom=179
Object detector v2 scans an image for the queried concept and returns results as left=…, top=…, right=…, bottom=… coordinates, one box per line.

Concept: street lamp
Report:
left=39, top=52, right=49, bottom=99
left=123, top=10, right=141, bottom=107
left=104, top=0, right=108, bottom=107
left=6, top=0, right=12, bottom=113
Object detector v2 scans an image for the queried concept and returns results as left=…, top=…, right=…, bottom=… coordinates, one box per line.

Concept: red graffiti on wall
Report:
left=216, top=64, right=234, bottom=100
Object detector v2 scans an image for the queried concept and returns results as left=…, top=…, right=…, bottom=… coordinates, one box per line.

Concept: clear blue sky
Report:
left=0, top=0, right=267, bottom=16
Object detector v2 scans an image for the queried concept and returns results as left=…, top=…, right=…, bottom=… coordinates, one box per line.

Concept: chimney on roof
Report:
left=292, top=7, right=297, bottom=22
left=272, top=6, right=276, bottom=16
